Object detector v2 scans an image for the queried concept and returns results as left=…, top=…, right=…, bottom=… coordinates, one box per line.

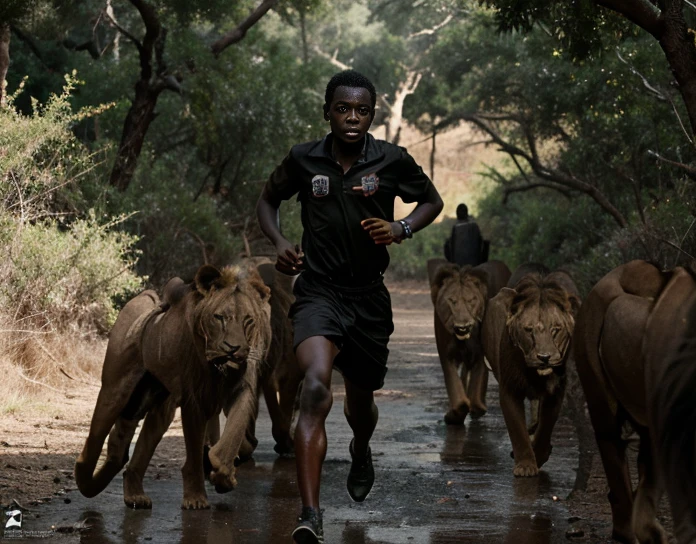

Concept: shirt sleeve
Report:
left=264, top=151, right=301, bottom=202
left=394, top=149, right=435, bottom=204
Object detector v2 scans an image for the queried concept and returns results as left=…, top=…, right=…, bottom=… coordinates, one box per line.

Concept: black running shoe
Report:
left=347, top=438, right=375, bottom=502
left=292, top=506, right=324, bottom=543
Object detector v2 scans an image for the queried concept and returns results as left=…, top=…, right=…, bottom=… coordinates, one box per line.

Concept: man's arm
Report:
left=256, top=185, right=303, bottom=272
left=362, top=184, right=444, bottom=245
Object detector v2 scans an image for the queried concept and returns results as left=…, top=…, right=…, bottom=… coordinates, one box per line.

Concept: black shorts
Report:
left=290, top=272, right=394, bottom=391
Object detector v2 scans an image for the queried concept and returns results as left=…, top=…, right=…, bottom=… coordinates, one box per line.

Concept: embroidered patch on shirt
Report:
left=361, top=173, right=379, bottom=194
left=311, top=175, right=330, bottom=197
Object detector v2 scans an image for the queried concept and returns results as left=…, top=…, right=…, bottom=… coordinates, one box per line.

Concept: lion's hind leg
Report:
left=75, top=379, right=141, bottom=498
left=531, top=388, right=564, bottom=469
left=180, top=403, right=210, bottom=509
left=631, top=432, right=668, bottom=544
left=499, top=389, right=538, bottom=477
left=123, top=396, right=176, bottom=509
left=467, top=358, right=489, bottom=418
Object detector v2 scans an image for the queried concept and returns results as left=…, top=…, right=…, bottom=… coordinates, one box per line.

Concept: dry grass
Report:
left=372, top=122, right=502, bottom=221
left=0, top=312, right=104, bottom=415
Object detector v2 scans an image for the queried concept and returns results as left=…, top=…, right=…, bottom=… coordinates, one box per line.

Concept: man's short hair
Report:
left=324, top=70, right=377, bottom=110
left=456, top=203, right=469, bottom=220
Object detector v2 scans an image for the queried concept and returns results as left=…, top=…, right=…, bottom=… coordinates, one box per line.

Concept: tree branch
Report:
left=312, top=45, right=351, bottom=70
left=595, top=0, right=664, bottom=37
left=457, top=111, right=628, bottom=227
left=129, top=0, right=160, bottom=81
left=615, top=47, right=666, bottom=100
left=503, top=182, right=573, bottom=203
left=408, top=14, right=453, bottom=39
left=10, top=25, right=50, bottom=68
left=647, top=149, right=696, bottom=178
left=211, top=0, right=278, bottom=57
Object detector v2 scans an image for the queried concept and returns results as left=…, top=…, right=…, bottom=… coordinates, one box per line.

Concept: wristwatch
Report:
left=398, top=220, right=413, bottom=240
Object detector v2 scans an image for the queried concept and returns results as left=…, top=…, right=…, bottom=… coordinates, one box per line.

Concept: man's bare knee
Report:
left=300, top=377, right=333, bottom=415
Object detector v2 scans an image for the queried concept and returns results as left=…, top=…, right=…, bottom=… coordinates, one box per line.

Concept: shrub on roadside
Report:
left=0, top=74, right=141, bottom=332
left=387, top=218, right=454, bottom=280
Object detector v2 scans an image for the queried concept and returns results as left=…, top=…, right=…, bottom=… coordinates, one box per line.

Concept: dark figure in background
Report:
left=256, top=70, right=443, bottom=544
left=444, top=203, right=488, bottom=266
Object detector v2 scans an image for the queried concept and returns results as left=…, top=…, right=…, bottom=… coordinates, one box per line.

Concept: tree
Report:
left=483, top=0, right=696, bottom=138
left=407, top=9, right=692, bottom=229
left=107, top=0, right=280, bottom=191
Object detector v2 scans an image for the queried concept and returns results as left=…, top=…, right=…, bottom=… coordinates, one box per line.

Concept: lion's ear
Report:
left=468, top=268, right=490, bottom=299
left=497, top=287, right=518, bottom=321
left=256, top=263, right=276, bottom=290
left=252, top=278, right=271, bottom=302
left=430, top=264, right=459, bottom=304
left=566, top=292, right=582, bottom=317
left=195, top=265, right=222, bottom=294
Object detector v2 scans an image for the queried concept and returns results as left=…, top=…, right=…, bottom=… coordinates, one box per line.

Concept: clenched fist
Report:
left=361, top=218, right=404, bottom=245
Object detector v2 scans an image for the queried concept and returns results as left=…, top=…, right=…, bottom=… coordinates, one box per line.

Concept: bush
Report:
left=387, top=218, right=455, bottom=280
left=0, top=75, right=143, bottom=333
left=0, top=211, right=141, bottom=333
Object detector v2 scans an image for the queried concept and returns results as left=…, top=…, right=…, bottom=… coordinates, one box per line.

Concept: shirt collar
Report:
left=308, top=132, right=381, bottom=165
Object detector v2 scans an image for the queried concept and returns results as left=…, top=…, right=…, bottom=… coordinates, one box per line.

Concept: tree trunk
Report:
left=300, top=9, right=308, bottom=64
left=0, top=24, right=10, bottom=107
left=109, top=81, right=161, bottom=191
left=657, top=10, right=696, bottom=138
left=385, top=71, right=422, bottom=145
left=430, top=128, right=436, bottom=181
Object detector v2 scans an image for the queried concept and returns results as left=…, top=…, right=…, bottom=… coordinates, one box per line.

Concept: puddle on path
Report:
left=8, top=292, right=579, bottom=543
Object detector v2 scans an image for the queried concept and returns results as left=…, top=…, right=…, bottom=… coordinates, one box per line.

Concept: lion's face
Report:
left=194, top=265, right=271, bottom=370
left=505, top=278, right=579, bottom=376
left=433, top=265, right=488, bottom=341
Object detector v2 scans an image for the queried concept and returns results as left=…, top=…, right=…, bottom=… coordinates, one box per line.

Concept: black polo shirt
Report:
left=265, top=133, right=436, bottom=282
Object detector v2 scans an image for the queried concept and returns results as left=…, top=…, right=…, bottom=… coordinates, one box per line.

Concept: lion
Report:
left=574, top=260, right=696, bottom=543
left=74, top=264, right=271, bottom=510
left=249, top=263, right=302, bottom=455
left=482, top=264, right=580, bottom=477
left=428, top=258, right=511, bottom=424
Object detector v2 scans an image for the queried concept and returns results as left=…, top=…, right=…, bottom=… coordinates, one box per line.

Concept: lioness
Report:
left=254, top=263, right=303, bottom=455
left=74, top=264, right=271, bottom=510
left=429, top=258, right=511, bottom=424
left=574, top=260, right=696, bottom=543
left=482, top=265, right=580, bottom=477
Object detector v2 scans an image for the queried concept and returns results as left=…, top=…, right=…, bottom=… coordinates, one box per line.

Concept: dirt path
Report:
left=0, top=281, right=673, bottom=542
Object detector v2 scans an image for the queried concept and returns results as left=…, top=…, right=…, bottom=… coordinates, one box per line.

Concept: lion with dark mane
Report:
left=429, top=259, right=511, bottom=424
left=574, top=260, right=696, bottom=543
left=74, top=264, right=271, bottom=510
left=482, top=264, right=580, bottom=477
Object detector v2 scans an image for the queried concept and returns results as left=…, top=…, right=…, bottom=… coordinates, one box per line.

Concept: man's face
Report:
left=325, top=86, right=374, bottom=144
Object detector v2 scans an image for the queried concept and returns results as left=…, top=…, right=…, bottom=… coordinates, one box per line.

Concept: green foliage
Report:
left=0, top=212, right=141, bottom=332
left=477, top=184, right=614, bottom=274
left=479, top=0, right=637, bottom=59
left=387, top=219, right=454, bottom=279
left=0, top=76, right=142, bottom=332
left=107, top=160, right=244, bottom=286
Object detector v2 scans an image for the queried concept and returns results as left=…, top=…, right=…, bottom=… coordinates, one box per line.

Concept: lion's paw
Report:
left=513, top=460, right=539, bottom=477
left=634, top=522, right=668, bottom=544
left=444, top=408, right=467, bottom=425
left=469, top=403, right=487, bottom=419
left=124, top=494, right=152, bottom=509
left=274, top=439, right=295, bottom=456
left=533, top=445, right=552, bottom=467
left=209, top=467, right=237, bottom=493
left=181, top=494, right=210, bottom=510
left=611, top=527, right=636, bottom=544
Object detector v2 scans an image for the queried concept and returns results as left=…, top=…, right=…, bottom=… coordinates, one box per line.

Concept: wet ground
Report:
left=3, top=287, right=584, bottom=543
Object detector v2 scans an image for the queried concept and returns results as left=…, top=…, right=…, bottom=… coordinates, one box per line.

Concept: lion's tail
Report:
left=75, top=392, right=139, bottom=498
left=651, top=300, right=696, bottom=509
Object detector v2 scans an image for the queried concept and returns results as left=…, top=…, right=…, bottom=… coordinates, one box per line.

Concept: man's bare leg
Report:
left=294, top=336, right=338, bottom=509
